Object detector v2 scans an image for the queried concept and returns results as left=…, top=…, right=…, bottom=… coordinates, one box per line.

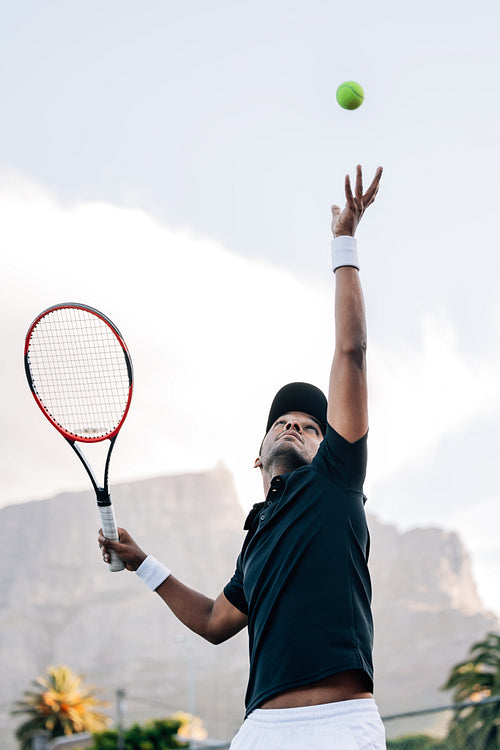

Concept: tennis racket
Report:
left=24, top=303, right=133, bottom=572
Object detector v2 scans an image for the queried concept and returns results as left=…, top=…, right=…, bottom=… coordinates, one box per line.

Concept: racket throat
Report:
left=67, top=436, right=117, bottom=504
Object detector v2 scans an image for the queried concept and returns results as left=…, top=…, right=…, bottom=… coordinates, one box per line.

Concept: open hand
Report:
left=331, top=165, right=383, bottom=238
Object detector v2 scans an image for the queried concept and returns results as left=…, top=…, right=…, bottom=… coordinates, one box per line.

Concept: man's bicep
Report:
left=207, top=591, right=248, bottom=644
left=313, top=423, right=367, bottom=491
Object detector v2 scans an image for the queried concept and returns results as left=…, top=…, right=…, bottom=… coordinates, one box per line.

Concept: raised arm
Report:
left=99, top=528, right=247, bottom=645
left=328, top=165, right=382, bottom=443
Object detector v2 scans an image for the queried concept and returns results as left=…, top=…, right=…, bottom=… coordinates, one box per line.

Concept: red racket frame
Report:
left=24, top=302, right=133, bottom=444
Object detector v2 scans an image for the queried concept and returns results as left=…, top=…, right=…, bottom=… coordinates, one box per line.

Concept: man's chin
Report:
left=268, top=443, right=310, bottom=470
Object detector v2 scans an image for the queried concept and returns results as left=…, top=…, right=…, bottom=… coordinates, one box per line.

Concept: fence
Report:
left=383, top=694, right=500, bottom=749
left=29, top=697, right=500, bottom=749
left=30, top=732, right=93, bottom=749
left=30, top=731, right=229, bottom=750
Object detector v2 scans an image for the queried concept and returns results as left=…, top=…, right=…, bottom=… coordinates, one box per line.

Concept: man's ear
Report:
left=254, top=456, right=262, bottom=470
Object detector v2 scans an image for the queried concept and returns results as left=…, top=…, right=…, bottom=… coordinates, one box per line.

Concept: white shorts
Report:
left=229, top=698, right=386, bottom=750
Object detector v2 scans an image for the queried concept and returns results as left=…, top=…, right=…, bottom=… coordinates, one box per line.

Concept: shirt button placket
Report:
left=260, top=477, right=284, bottom=523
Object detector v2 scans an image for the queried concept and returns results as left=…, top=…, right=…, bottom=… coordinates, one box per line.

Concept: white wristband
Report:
left=136, top=555, right=171, bottom=591
left=331, top=235, right=359, bottom=272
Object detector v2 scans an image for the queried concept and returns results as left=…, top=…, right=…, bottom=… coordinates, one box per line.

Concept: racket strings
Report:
left=26, top=307, right=131, bottom=439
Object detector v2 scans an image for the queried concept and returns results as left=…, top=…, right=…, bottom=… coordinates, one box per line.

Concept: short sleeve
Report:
left=312, top=424, right=367, bottom=491
left=223, top=553, right=248, bottom=615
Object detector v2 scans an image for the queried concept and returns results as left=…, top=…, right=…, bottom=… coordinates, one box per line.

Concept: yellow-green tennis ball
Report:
left=336, top=81, right=364, bottom=110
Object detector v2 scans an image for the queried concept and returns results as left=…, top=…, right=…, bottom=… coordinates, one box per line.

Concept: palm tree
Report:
left=12, top=664, right=110, bottom=750
left=442, top=631, right=500, bottom=749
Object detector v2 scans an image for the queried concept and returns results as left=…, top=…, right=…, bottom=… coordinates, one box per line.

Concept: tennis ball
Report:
left=336, top=81, right=364, bottom=110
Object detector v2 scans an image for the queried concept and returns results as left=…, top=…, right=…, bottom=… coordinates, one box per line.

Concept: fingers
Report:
left=98, top=531, right=119, bottom=549
left=99, top=543, right=111, bottom=564
left=355, top=164, right=363, bottom=204
left=97, top=527, right=146, bottom=571
left=333, top=165, right=382, bottom=238
left=331, top=204, right=341, bottom=229
left=363, top=166, right=383, bottom=207
left=344, top=174, right=356, bottom=211
left=98, top=529, right=122, bottom=564
left=98, top=533, right=112, bottom=564
left=345, top=165, right=363, bottom=210
left=345, top=165, right=383, bottom=210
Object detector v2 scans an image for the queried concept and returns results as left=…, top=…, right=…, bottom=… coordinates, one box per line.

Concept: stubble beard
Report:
left=263, top=440, right=311, bottom=475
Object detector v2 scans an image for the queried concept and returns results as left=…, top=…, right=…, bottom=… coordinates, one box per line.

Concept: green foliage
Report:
left=90, top=718, right=187, bottom=750
left=11, top=665, right=110, bottom=750
left=443, top=633, right=500, bottom=701
left=442, top=631, right=500, bottom=749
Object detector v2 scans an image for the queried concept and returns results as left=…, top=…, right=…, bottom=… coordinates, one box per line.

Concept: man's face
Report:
left=259, top=411, right=324, bottom=470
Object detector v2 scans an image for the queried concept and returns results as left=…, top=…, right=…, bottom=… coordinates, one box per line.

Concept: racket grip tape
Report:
left=98, top=504, right=125, bottom=572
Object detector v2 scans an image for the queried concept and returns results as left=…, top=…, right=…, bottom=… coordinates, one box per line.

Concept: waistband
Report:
left=247, top=698, right=380, bottom=726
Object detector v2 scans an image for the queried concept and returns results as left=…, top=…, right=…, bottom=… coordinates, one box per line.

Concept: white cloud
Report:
left=366, top=310, right=500, bottom=491
left=1, top=173, right=332, bottom=507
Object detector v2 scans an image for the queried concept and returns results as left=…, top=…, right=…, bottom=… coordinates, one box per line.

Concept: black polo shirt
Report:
left=224, top=424, right=373, bottom=717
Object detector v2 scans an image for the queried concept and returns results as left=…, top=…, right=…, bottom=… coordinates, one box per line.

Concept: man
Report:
left=99, top=164, right=385, bottom=749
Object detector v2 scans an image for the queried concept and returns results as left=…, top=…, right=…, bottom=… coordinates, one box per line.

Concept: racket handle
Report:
left=98, top=504, right=125, bottom=572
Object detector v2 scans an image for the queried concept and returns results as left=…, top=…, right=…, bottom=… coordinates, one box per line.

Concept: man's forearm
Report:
left=154, top=575, right=217, bottom=641
left=334, top=266, right=367, bottom=365
left=328, top=265, right=368, bottom=442
left=155, top=576, right=247, bottom=645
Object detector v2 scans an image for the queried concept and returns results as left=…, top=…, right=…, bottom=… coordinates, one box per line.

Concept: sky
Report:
left=1, top=0, right=500, bottom=614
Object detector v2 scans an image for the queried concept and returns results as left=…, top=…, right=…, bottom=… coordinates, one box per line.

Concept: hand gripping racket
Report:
left=24, top=303, right=133, bottom=572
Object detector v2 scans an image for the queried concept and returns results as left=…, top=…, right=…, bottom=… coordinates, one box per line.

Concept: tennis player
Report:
left=99, top=164, right=385, bottom=749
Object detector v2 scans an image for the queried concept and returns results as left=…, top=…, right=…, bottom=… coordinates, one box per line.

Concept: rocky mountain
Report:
left=1, top=466, right=498, bottom=749
left=368, top=516, right=498, bottom=716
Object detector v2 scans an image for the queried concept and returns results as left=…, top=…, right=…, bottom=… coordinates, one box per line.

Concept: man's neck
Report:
left=261, top=457, right=304, bottom=496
